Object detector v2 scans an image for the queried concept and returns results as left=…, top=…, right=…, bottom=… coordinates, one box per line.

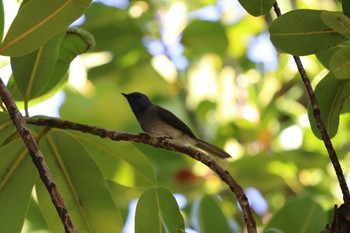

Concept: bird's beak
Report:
left=121, top=93, right=129, bottom=98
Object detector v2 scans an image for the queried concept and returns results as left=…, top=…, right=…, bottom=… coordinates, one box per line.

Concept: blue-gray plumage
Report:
left=122, top=92, right=231, bottom=159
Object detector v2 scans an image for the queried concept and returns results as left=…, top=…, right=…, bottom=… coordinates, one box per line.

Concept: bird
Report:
left=122, top=92, right=231, bottom=159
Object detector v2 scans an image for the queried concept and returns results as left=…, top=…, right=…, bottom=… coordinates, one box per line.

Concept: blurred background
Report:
left=2, top=0, right=350, bottom=232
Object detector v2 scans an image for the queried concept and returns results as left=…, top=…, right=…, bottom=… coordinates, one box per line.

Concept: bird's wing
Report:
left=155, top=106, right=196, bottom=138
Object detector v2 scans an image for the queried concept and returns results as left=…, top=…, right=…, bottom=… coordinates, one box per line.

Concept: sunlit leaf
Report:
left=192, top=195, right=233, bottom=233
left=74, top=132, right=157, bottom=187
left=308, top=73, right=350, bottom=139
left=238, top=0, right=275, bottom=17
left=37, top=130, right=123, bottom=232
left=0, top=140, right=37, bottom=233
left=269, top=10, right=346, bottom=55
left=135, top=187, right=185, bottom=233
left=0, top=0, right=92, bottom=56
left=10, top=31, right=65, bottom=101
left=264, top=196, right=327, bottom=233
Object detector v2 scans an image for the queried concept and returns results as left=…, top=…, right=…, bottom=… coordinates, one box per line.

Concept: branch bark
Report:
left=26, top=117, right=257, bottom=233
left=0, top=78, right=77, bottom=233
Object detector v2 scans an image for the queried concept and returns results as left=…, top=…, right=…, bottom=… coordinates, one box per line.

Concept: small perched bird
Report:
left=122, top=92, right=231, bottom=159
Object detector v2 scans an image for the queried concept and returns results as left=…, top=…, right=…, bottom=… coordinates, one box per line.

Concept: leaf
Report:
left=315, top=40, right=350, bottom=69
left=237, top=0, right=275, bottom=17
left=74, top=132, right=157, bottom=187
left=0, top=0, right=92, bottom=56
left=7, top=27, right=95, bottom=102
left=36, top=130, right=123, bottom=233
left=269, top=9, right=346, bottom=55
left=192, top=195, right=233, bottom=233
left=39, top=27, right=95, bottom=95
left=10, top=31, right=65, bottom=101
left=330, top=47, right=350, bottom=79
left=264, top=196, right=327, bottom=233
left=0, top=140, right=37, bottom=233
left=182, top=20, right=228, bottom=58
left=135, top=187, right=185, bottom=233
left=344, top=0, right=350, bottom=18
left=308, top=73, right=350, bottom=139
left=0, top=0, right=4, bottom=41
left=321, top=11, right=350, bottom=38
left=0, top=112, right=17, bottom=146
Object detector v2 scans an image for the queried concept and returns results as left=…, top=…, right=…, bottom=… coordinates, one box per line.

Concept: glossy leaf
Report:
left=192, top=195, right=233, bottom=233
left=264, top=196, right=327, bottom=233
left=269, top=10, right=346, bottom=55
left=36, top=130, right=123, bottom=233
left=238, top=0, right=275, bottom=17
left=10, top=31, right=65, bottom=101
left=74, top=132, right=157, bottom=187
left=0, top=0, right=92, bottom=56
left=0, top=140, right=37, bottom=233
left=308, top=73, right=350, bottom=139
left=321, top=11, right=350, bottom=38
left=182, top=21, right=228, bottom=58
left=135, top=187, right=185, bottom=233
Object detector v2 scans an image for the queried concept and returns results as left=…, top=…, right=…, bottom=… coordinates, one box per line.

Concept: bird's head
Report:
left=122, top=92, right=152, bottom=114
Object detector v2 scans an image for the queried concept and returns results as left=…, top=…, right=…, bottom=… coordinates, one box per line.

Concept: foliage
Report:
left=0, top=0, right=349, bottom=232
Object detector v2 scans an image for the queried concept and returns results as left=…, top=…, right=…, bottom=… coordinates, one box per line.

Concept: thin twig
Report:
left=0, top=78, right=77, bottom=233
left=26, top=117, right=257, bottom=233
left=273, top=2, right=350, bottom=204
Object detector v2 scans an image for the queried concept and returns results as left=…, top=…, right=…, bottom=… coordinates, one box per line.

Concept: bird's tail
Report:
left=195, top=139, right=231, bottom=159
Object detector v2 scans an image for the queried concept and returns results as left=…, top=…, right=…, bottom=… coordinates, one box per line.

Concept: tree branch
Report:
left=0, top=78, right=77, bottom=233
left=25, top=117, right=257, bottom=233
left=273, top=2, right=350, bottom=204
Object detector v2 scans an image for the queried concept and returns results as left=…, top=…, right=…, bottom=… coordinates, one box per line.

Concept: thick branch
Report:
left=26, top=117, right=257, bottom=233
left=273, top=2, right=350, bottom=204
left=0, top=79, right=77, bottom=233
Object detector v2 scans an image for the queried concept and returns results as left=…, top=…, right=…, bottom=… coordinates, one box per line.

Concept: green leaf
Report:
left=10, top=31, right=65, bottom=101
left=7, top=27, right=94, bottom=102
left=330, top=47, right=350, bottom=79
left=269, top=10, right=346, bottom=55
left=36, top=130, right=123, bottom=233
left=308, top=73, right=350, bottom=139
left=39, top=27, right=95, bottom=95
left=0, top=0, right=92, bottom=56
left=0, top=112, right=17, bottom=146
left=135, top=187, right=185, bottom=233
left=344, top=0, right=350, bottom=18
left=0, top=140, right=37, bottom=233
left=316, top=40, right=350, bottom=69
left=192, top=195, right=233, bottom=233
left=0, top=0, right=4, bottom=41
left=182, top=20, right=228, bottom=58
left=74, top=132, right=157, bottom=187
left=321, top=11, right=350, bottom=38
left=237, top=0, right=275, bottom=17
left=264, top=196, right=327, bottom=233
